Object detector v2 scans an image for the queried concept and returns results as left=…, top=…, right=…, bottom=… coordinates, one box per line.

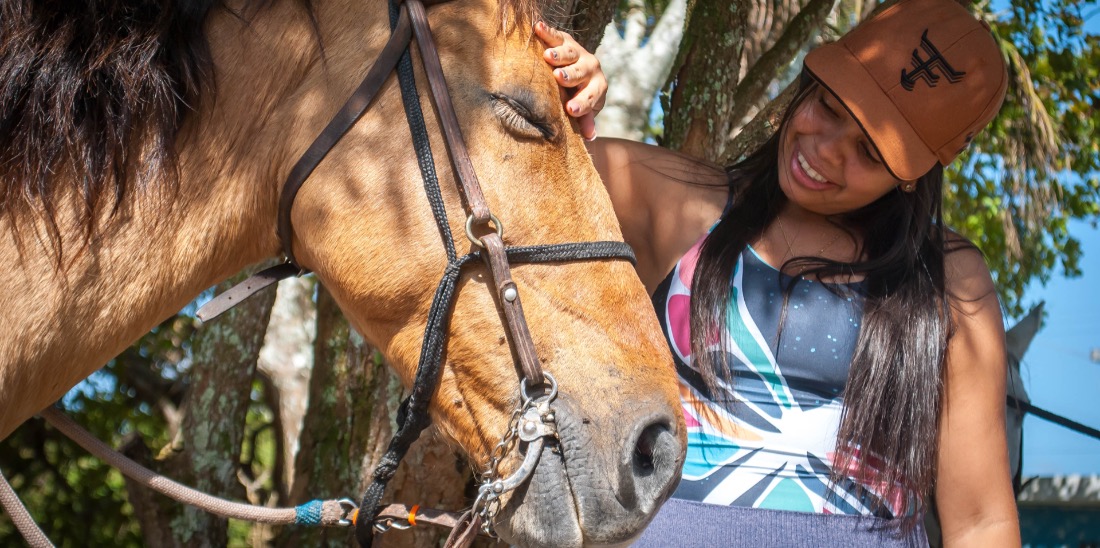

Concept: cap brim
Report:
left=805, top=46, right=937, bottom=181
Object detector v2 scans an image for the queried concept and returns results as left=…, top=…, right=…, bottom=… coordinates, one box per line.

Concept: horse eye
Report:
left=490, top=93, right=556, bottom=141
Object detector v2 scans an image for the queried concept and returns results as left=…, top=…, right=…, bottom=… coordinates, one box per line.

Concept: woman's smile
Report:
left=790, top=144, right=837, bottom=191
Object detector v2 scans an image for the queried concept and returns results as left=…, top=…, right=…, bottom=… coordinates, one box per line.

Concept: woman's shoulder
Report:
left=941, top=230, right=997, bottom=307
left=587, top=138, right=729, bottom=291
left=586, top=138, right=727, bottom=196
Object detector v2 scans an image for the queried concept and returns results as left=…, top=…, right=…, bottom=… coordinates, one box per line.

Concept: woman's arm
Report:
left=586, top=138, right=728, bottom=291
left=936, top=243, right=1021, bottom=546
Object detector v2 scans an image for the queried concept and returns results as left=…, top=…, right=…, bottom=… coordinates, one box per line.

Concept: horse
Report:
left=0, top=0, right=686, bottom=545
left=1005, top=302, right=1043, bottom=490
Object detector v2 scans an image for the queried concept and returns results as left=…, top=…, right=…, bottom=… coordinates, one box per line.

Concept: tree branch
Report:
left=561, top=0, right=619, bottom=52
left=597, top=0, right=687, bottom=139
left=722, top=77, right=799, bottom=165
left=726, top=0, right=835, bottom=132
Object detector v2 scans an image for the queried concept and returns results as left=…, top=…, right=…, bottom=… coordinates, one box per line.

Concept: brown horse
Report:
left=0, top=0, right=685, bottom=545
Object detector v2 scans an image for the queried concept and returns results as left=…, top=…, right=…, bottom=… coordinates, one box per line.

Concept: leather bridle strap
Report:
left=401, top=0, right=544, bottom=384
left=276, top=7, right=414, bottom=268
left=198, top=8, right=416, bottom=321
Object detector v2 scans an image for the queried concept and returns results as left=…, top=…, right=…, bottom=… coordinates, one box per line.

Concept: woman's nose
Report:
left=815, top=131, right=849, bottom=167
left=816, top=121, right=861, bottom=169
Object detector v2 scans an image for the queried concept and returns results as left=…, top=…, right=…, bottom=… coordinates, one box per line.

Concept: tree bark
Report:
left=146, top=267, right=278, bottom=547
left=278, top=285, right=378, bottom=547
left=726, top=0, right=835, bottom=135
left=662, top=0, right=749, bottom=161
left=557, top=0, right=619, bottom=52
left=258, top=276, right=316, bottom=494
left=596, top=0, right=687, bottom=140
left=278, top=285, right=475, bottom=547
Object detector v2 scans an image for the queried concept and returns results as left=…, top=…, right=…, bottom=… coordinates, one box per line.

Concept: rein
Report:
left=0, top=0, right=636, bottom=546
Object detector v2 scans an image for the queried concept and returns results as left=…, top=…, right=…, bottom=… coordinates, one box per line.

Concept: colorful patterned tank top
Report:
left=652, top=231, right=899, bottom=517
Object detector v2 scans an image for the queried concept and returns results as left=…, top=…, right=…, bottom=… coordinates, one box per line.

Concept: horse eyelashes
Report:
left=489, top=93, right=556, bottom=141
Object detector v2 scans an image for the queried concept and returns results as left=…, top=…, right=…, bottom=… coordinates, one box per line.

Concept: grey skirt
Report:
left=632, top=498, right=928, bottom=547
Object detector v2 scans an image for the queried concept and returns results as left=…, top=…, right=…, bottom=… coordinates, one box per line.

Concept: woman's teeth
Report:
left=797, top=152, right=828, bottom=184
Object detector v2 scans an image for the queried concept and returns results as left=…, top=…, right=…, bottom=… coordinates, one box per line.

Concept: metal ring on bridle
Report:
left=520, top=371, right=557, bottom=405
left=465, top=213, right=503, bottom=248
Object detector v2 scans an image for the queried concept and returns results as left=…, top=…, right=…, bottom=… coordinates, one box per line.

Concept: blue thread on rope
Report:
left=295, top=500, right=324, bottom=525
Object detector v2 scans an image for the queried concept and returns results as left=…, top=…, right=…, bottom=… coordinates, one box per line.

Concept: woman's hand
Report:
left=534, top=21, right=606, bottom=140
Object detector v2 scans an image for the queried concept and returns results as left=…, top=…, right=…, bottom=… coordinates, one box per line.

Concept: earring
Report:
left=901, top=182, right=916, bottom=193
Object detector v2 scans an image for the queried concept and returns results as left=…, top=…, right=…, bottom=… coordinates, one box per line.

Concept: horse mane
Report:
left=0, top=0, right=229, bottom=243
left=0, top=0, right=541, bottom=251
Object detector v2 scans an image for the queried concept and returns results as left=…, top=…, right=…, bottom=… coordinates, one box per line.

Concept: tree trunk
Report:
left=278, top=285, right=474, bottom=547
left=123, top=268, right=277, bottom=547
left=662, top=0, right=749, bottom=161
left=258, top=276, right=316, bottom=495
left=595, top=0, right=687, bottom=140
left=278, top=285, right=379, bottom=547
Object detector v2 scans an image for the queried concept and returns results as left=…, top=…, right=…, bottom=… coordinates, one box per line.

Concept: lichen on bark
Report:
left=661, top=0, right=749, bottom=161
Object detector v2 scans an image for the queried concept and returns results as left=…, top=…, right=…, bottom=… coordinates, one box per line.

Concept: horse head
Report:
left=280, top=2, right=687, bottom=544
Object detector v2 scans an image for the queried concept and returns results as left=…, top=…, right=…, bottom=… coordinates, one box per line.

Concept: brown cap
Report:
left=803, top=0, right=1008, bottom=181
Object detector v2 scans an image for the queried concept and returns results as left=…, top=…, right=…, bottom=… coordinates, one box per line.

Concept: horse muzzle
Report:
left=494, top=395, right=685, bottom=547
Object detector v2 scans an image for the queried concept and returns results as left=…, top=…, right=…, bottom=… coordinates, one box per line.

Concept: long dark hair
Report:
left=0, top=0, right=222, bottom=254
left=689, top=72, right=961, bottom=526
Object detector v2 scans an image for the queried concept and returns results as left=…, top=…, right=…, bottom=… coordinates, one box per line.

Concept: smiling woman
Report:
left=543, top=0, right=1022, bottom=544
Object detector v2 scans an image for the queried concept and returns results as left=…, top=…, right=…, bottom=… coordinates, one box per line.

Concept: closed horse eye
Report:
left=490, top=93, right=557, bottom=141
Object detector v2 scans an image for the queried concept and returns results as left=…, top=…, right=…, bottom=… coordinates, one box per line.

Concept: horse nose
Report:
left=619, top=414, right=683, bottom=512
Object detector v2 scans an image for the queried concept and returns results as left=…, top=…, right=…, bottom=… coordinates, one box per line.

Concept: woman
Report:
left=535, top=0, right=1020, bottom=545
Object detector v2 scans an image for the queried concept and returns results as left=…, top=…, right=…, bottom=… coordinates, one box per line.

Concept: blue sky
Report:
left=1015, top=2, right=1100, bottom=477
left=1019, top=220, right=1100, bottom=475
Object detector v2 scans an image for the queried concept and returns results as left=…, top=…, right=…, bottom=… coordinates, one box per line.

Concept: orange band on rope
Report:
left=351, top=508, right=360, bottom=525
left=408, top=504, right=420, bottom=526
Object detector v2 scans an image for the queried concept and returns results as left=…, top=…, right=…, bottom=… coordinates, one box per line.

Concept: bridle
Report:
left=198, top=0, right=636, bottom=546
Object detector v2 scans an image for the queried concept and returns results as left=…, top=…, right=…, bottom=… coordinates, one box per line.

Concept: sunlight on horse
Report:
left=0, top=0, right=685, bottom=545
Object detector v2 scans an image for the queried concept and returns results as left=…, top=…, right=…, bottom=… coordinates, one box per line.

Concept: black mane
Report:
left=0, top=0, right=226, bottom=239
left=0, top=0, right=541, bottom=251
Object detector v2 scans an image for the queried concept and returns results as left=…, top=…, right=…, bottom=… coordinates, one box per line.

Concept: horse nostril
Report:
left=632, top=422, right=669, bottom=478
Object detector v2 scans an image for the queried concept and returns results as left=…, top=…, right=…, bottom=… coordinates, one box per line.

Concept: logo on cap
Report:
left=900, top=29, right=966, bottom=91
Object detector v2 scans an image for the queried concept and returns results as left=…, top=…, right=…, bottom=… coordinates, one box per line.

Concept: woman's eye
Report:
left=818, top=95, right=839, bottom=118
left=490, top=94, right=556, bottom=141
left=861, top=143, right=882, bottom=165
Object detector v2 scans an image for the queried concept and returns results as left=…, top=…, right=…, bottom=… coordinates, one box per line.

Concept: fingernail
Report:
left=552, top=51, right=558, bottom=60
left=569, top=105, right=579, bottom=114
left=560, top=70, right=569, bottom=81
left=585, top=132, right=598, bottom=142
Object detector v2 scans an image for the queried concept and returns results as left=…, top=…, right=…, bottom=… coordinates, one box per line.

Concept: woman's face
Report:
left=777, top=86, right=911, bottom=217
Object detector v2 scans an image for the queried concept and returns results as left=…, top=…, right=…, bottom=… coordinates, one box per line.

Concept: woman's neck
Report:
left=753, top=204, right=861, bottom=270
